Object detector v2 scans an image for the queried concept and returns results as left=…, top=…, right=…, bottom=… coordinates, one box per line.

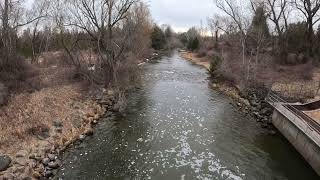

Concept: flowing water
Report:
left=58, top=52, right=319, bottom=180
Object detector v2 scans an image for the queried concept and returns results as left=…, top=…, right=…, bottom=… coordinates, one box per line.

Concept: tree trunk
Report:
left=215, top=30, right=219, bottom=48
left=306, top=18, right=314, bottom=57
left=2, top=0, right=10, bottom=64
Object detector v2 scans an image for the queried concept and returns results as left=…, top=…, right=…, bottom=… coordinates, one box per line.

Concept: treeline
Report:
left=150, top=24, right=182, bottom=50
left=210, top=0, right=320, bottom=64
left=177, top=0, right=320, bottom=87
left=0, top=0, right=166, bottom=89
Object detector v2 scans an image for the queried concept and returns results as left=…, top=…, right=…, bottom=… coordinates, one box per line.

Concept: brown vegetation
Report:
left=0, top=52, right=92, bottom=155
left=0, top=0, right=156, bottom=178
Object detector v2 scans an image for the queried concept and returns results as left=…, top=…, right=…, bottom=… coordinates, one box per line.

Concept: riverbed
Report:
left=58, top=51, right=318, bottom=179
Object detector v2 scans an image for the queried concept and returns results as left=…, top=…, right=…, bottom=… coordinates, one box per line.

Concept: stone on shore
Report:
left=16, top=150, right=28, bottom=158
left=42, top=158, right=50, bottom=166
left=47, top=161, right=59, bottom=169
left=0, top=155, right=11, bottom=171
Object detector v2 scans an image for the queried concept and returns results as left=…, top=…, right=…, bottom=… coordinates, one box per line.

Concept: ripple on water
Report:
left=58, top=52, right=319, bottom=180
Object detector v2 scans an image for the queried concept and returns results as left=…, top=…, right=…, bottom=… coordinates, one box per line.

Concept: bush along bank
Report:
left=0, top=89, right=120, bottom=180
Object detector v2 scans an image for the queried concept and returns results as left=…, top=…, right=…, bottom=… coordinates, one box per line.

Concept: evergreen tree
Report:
left=151, top=25, right=166, bottom=50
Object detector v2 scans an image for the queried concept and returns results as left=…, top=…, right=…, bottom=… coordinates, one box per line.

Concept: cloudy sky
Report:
left=26, top=0, right=218, bottom=32
left=147, top=0, right=218, bottom=32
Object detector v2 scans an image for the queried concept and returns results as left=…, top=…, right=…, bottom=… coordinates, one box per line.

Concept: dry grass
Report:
left=0, top=51, right=100, bottom=155
left=181, top=42, right=320, bottom=101
left=304, top=110, right=320, bottom=124
left=180, top=52, right=210, bottom=70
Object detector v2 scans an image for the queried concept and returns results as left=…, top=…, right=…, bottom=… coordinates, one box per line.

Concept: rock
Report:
left=53, top=120, right=63, bottom=127
left=237, top=102, right=242, bottom=107
left=1, top=172, right=14, bottom=180
left=13, top=165, right=25, bottom=173
left=91, top=120, right=98, bottom=125
left=253, top=112, right=260, bottom=118
left=107, top=90, right=115, bottom=96
left=79, top=135, right=86, bottom=140
left=47, top=161, right=59, bottom=169
left=42, top=158, right=50, bottom=166
left=20, top=174, right=32, bottom=180
left=28, top=160, right=37, bottom=169
left=47, top=154, right=55, bottom=161
left=44, top=170, right=53, bottom=178
left=105, top=111, right=113, bottom=117
left=84, top=127, right=94, bottom=136
left=55, top=127, right=63, bottom=133
left=16, top=150, right=28, bottom=158
left=112, top=104, right=120, bottom=112
left=32, top=171, right=42, bottom=179
left=14, top=158, right=28, bottom=166
left=29, top=154, right=42, bottom=161
left=93, top=114, right=99, bottom=120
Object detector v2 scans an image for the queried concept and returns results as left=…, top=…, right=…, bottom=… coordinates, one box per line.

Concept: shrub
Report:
left=196, top=49, right=207, bottom=58
left=151, top=25, right=166, bottom=50
left=284, top=22, right=307, bottom=54
left=187, top=37, right=199, bottom=51
left=209, top=54, right=222, bottom=76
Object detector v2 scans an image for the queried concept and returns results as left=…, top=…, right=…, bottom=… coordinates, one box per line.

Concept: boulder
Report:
left=44, top=170, right=53, bottom=178
left=42, top=158, right=50, bottom=166
left=47, top=154, right=55, bottom=161
left=47, top=161, right=59, bottom=169
left=0, top=155, right=11, bottom=171
left=32, top=171, right=41, bottom=179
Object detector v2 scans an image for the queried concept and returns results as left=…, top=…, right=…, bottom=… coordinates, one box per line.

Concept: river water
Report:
left=58, top=52, right=318, bottom=180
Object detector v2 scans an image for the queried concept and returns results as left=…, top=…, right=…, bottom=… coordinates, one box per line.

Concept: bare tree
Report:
left=207, top=14, right=222, bottom=46
left=216, top=0, right=251, bottom=81
left=265, top=0, right=290, bottom=58
left=57, top=0, right=137, bottom=85
left=294, top=0, right=320, bottom=56
left=0, top=0, right=46, bottom=67
left=28, top=0, right=51, bottom=63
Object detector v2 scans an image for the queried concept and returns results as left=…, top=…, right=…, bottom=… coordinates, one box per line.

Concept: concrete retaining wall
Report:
left=272, top=110, right=320, bottom=176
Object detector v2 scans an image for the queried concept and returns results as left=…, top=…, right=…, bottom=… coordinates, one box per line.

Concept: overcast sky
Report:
left=26, top=0, right=217, bottom=32
left=147, top=0, right=217, bottom=32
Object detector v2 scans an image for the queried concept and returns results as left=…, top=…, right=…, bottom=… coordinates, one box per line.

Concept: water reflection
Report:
left=58, top=52, right=318, bottom=180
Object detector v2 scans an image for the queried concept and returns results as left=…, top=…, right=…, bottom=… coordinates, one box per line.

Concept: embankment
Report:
left=180, top=51, right=274, bottom=131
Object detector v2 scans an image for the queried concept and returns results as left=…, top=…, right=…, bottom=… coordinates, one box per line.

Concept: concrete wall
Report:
left=272, top=110, right=320, bottom=176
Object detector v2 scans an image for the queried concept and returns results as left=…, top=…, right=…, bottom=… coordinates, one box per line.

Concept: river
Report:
left=58, top=51, right=318, bottom=180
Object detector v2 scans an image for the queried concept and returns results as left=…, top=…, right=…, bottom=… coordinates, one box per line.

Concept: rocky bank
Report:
left=0, top=89, right=120, bottom=180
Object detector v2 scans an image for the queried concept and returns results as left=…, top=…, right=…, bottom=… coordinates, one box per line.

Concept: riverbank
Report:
left=0, top=50, right=163, bottom=179
left=56, top=51, right=319, bottom=179
left=0, top=57, right=115, bottom=179
left=180, top=51, right=275, bottom=131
